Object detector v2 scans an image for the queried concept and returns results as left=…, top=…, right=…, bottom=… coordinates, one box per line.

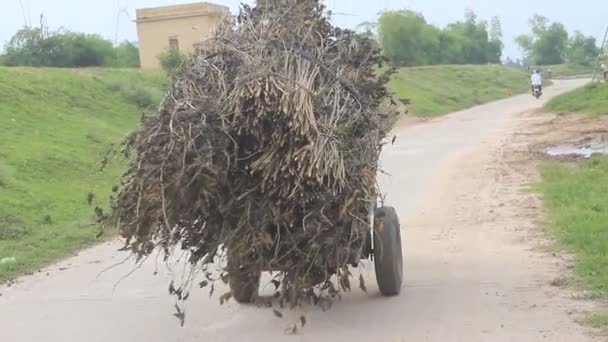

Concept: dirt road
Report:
left=1, top=79, right=597, bottom=342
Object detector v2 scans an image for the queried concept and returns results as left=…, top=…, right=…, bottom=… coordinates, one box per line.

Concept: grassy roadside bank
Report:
left=0, top=64, right=548, bottom=282
left=546, top=82, right=608, bottom=116
left=536, top=156, right=608, bottom=329
left=543, top=64, right=595, bottom=79
left=536, top=157, right=608, bottom=295
left=389, top=64, right=530, bottom=117
left=536, top=87, right=608, bottom=330
left=0, top=67, right=165, bottom=281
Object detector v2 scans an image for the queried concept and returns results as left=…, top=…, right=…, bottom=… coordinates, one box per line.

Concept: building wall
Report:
left=136, top=2, right=229, bottom=69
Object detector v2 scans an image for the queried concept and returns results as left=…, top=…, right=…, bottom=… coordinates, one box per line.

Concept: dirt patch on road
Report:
left=500, top=109, right=608, bottom=248
left=524, top=113, right=608, bottom=160
left=395, top=114, right=429, bottom=128
left=405, top=109, right=608, bottom=340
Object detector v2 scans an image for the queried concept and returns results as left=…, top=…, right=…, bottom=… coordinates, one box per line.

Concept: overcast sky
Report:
left=2, top=0, right=607, bottom=59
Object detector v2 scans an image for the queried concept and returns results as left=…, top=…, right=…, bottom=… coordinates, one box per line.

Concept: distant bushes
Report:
left=158, top=49, right=190, bottom=76
left=99, top=70, right=168, bottom=109
left=0, top=26, right=140, bottom=68
left=105, top=78, right=158, bottom=108
left=516, top=15, right=600, bottom=66
left=375, top=10, right=503, bottom=67
left=110, top=41, right=141, bottom=68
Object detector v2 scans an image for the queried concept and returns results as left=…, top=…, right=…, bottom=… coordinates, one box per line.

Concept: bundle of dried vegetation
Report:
left=100, top=0, right=400, bottom=318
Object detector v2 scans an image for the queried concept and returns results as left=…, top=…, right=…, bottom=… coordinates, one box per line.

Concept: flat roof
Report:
left=135, top=2, right=229, bottom=22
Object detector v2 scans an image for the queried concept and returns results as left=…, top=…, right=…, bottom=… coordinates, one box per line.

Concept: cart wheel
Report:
left=373, top=206, right=403, bottom=296
left=227, top=253, right=261, bottom=304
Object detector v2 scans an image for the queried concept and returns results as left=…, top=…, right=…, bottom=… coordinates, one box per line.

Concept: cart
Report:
left=227, top=200, right=404, bottom=303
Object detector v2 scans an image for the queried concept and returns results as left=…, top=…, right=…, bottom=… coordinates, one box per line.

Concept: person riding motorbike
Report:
left=530, top=69, right=542, bottom=94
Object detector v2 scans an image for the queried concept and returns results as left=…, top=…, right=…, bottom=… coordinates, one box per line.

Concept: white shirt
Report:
left=531, top=73, right=542, bottom=86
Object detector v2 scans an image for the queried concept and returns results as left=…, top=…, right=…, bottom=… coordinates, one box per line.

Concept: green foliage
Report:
left=2, top=27, right=47, bottom=66
left=1, top=26, right=139, bottom=68
left=542, top=64, right=595, bottom=78
left=0, top=67, right=166, bottom=281
left=516, top=15, right=569, bottom=65
left=158, top=49, right=190, bottom=75
left=441, top=14, right=502, bottom=64
left=355, top=21, right=378, bottom=41
left=98, top=69, right=167, bottom=109
left=536, top=156, right=608, bottom=297
left=516, top=15, right=599, bottom=67
left=389, top=65, right=529, bottom=117
left=107, top=41, right=141, bottom=68
left=584, top=313, right=608, bottom=330
left=567, top=32, right=600, bottom=66
left=546, top=83, right=608, bottom=116
left=0, top=216, right=29, bottom=240
left=377, top=10, right=439, bottom=66
left=488, top=16, right=504, bottom=61
left=377, top=10, right=502, bottom=67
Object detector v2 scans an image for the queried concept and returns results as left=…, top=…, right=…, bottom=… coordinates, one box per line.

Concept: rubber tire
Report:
left=373, top=207, right=404, bottom=296
left=227, top=253, right=261, bottom=304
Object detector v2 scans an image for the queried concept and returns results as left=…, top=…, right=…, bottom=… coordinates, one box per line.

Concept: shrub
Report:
left=104, top=78, right=158, bottom=109
left=107, top=41, right=141, bottom=68
left=2, top=25, right=140, bottom=68
left=101, top=71, right=166, bottom=109
left=158, top=49, right=190, bottom=75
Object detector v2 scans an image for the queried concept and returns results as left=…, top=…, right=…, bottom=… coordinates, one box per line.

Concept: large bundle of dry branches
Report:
left=102, top=0, right=399, bottom=313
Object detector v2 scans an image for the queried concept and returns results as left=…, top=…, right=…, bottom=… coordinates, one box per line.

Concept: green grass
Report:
left=388, top=64, right=530, bottom=117
left=546, top=82, right=608, bottom=116
left=535, top=157, right=608, bottom=297
left=0, top=67, right=167, bottom=281
left=584, top=313, right=608, bottom=330
left=72, top=68, right=168, bottom=109
left=0, top=63, right=557, bottom=281
left=542, top=64, right=595, bottom=79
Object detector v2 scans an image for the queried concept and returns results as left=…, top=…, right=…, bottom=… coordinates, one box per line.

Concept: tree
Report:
left=488, top=16, right=504, bottom=62
left=566, top=31, right=599, bottom=66
left=438, top=28, right=467, bottom=64
left=356, top=21, right=377, bottom=40
left=504, top=57, right=522, bottom=67
left=516, top=15, right=569, bottom=65
left=375, top=9, right=502, bottom=66
left=489, top=16, right=503, bottom=43
left=1, top=25, right=140, bottom=68
left=109, top=41, right=141, bottom=68
left=48, top=31, right=115, bottom=67
left=438, top=11, right=501, bottom=64
left=465, top=8, right=477, bottom=24
left=2, top=27, right=47, bottom=66
left=377, top=10, right=440, bottom=66
left=158, top=49, right=190, bottom=75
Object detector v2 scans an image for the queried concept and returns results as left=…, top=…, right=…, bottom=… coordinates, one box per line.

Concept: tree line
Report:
left=515, top=15, right=600, bottom=66
left=0, top=11, right=602, bottom=69
left=360, top=10, right=503, bottom=67
left=360, top=10, right=601, bottom=68
left=0, top=25, right=140, bottom=68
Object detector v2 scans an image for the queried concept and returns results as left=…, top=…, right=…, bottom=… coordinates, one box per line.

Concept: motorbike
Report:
left=532, top=84, right=542, bottom=99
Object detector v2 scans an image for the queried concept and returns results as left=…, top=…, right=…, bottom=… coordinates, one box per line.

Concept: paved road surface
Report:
left=1, top=79, right=594, bottom=342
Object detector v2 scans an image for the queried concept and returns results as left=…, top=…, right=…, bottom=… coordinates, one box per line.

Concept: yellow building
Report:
left=135, top=2, right=229, bottom=69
